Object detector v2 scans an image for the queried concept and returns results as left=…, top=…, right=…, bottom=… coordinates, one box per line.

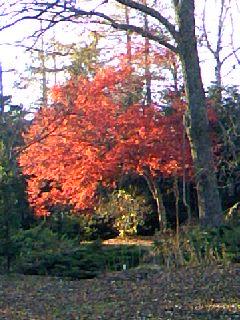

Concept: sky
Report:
left=0, top=0, right=239, bottom=109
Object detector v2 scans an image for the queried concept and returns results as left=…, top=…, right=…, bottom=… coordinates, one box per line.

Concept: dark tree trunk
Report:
left=175, top=0, right=222, bottom=226
left=0, top=0, right=223, bottom=227
left=143, top=172, right=167, bottom=231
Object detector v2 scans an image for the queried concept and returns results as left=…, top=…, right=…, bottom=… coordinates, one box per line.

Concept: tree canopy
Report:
left=19, top=57, right=192, bottom=216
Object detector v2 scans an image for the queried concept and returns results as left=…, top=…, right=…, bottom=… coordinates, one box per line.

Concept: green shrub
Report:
left=46, top=211, right=117, bottom=241
left=150, top=224, right=240, bottom=268
left=217, top=225, right=240, bottom=262
left=103, top=245, right=146, bottom=271
left=12, top=225, right=146, bottom=278
left=13, top=225, right=105, bottom=279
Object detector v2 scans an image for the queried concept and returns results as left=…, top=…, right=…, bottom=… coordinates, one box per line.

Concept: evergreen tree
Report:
left=0, top=100, right=30, bottom=271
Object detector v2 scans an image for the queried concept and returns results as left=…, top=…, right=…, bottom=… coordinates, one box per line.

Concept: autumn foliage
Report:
left=19, top=59, right=192, bottom=216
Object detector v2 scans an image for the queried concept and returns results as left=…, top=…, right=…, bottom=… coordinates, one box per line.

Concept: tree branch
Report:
left=90, top=11, right=178, bottom=52
left=114, top=0, right=179, bottom=40
left=1, top=2, right=178, bottom=53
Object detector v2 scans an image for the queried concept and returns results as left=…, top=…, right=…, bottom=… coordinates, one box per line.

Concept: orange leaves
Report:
left=115, top=102, right=193, bottom=178
left=19, top=60, right=193, bottom=216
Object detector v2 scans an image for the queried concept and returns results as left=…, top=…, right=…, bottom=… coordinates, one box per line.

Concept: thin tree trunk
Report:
left=40, top=21, right=47, bottom=106
left=125, top=6, right=134, bottom=107
left=125, top=6, right=132, bottom=63
left=155, top=186, right=167, bottom=231
left=182, top=114, right=192, bottom=223
left=0, top=63, right=4, bottom=114
left=143, top=171, right=167, bottom=231
left=143, top=0, right=152, bottom=105
left=175, top=0, right=222, bottom=226
left=173, top=178, right=180, bottom=237
left=6, top=217, right=11, bottom=272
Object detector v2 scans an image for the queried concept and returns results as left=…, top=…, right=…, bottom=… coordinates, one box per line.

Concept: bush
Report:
left=13, top=225, right=105, bottom=279
left=96, top=189, right=151, bottom=237
left=217, top=225, right=240, bottom=262
left=150, top=224, right=240, bottom=268
left=46, top=211, right=118, bottom=241
left=12, top=225, right=147, bottom=278
left=103, top=245, right=146, bottom=271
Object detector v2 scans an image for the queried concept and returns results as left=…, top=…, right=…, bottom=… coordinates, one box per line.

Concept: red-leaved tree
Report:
left=19, top=58, right=192, bottom=230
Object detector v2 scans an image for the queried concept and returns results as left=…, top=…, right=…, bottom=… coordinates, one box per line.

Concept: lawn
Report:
left=0, top=263, right=239, bottom=319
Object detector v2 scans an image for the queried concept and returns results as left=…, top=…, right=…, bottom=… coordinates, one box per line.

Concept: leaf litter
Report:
left=0, top=263, right=239, bottom=319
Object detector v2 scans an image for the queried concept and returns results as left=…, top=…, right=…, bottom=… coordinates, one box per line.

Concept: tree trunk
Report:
left=0, top=63, right=4, bottom=114
left=40, top=21, right=47, bottom=106
left=173, top=178, right=180, bottom=236
left=143, top=0, right=152, bottom=105
left=125, top=6, right=132, bottom=63
left=143, top=172, right=167, bottom=231
left=1, top=0, right=223, bottom=227
left=175, top=0, right=222, bottom=226
left=154, top=183, right=167, bottom=231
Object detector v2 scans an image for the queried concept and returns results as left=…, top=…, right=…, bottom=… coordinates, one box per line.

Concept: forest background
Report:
left=0, top=0, right=239, bottom=282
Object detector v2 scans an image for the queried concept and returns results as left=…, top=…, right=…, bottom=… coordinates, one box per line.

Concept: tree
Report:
left=1, top=0, right=223, bottom=225
left=19, top=59, right=192, bottom=232
left=172, top=1, right=222, bottom=225
left=0, top=102, right=30, bottom=271
left=67, top=36, right=103, bottom=77
left=208, top=86, right=240, bottom=212
left=200, top=0, right=240, bottom=97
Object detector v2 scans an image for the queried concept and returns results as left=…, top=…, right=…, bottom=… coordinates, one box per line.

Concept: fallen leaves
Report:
left=0, top=263, right=239, bottom=319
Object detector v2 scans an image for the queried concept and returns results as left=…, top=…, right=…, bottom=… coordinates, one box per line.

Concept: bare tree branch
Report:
left=89, top=11, right=178, bottom=52
left=230, top=7, right=240, bottom=66
left=114, top=0, right=179, bottom=40
left=202, top=1, right=215, bottom=55
left=201, top=0, right=236, bottom=87
left=222, top=46, right=240, bottom=65
left=0, top=1, right=178, bottom=53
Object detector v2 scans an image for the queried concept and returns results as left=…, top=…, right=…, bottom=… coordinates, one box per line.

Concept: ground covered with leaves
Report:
left=0, top=263, right=239, bottom=319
